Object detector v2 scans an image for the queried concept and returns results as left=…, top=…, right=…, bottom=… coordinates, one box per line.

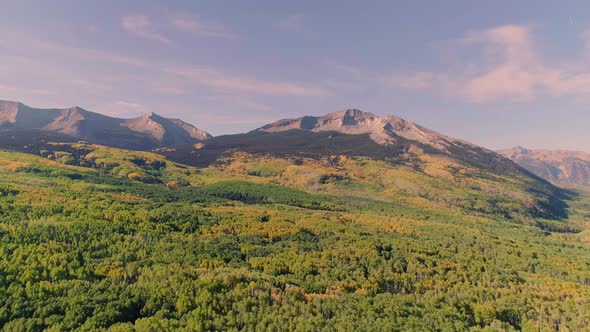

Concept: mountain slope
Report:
left=257, top=109, right=472, bottom=150
left=499, top=146, right=590, bottom=186
left=0, top=103, right=571, bottom=219
left=123, top=112, right=211, bottom=146
left=0, top=100, right=211, bottom=150
left=0, top=141, right=588, bottom=331
left=0, top=110, right=583, bottom=331
left=254, top=109, right=526, bottom=175
left=160, top=109, right=569, bottom=220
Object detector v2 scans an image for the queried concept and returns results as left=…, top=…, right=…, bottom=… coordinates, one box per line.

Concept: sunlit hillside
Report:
left=0, top=143, right=588, bottom=330
left=3, top=2, right=590, bottom=330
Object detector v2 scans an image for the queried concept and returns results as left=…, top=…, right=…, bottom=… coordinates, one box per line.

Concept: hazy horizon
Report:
left=3, top=1, right=590, bottom=151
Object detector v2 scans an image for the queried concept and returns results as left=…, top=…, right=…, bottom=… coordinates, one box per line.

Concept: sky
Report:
left=2, top=0, right=590, bottom=151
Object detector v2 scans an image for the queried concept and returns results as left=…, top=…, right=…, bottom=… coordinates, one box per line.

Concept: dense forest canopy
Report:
left=0, top=143, right=588, bottom=331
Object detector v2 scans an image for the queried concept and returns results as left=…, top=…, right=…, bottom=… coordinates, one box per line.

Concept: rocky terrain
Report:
left=0, top=100, right=211, bottom=149
left=499, top=146, right=590, bottom=186
left=257, top=109, right=474, bottom=151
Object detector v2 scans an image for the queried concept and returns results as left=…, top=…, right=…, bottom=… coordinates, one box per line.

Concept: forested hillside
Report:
left=0, top=143, right=588, bottom=331
left=5, top=0, right=590, bottom=330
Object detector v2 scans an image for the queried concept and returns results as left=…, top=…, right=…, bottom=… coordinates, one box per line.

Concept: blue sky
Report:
left=2, top=0, right=590, bottom=150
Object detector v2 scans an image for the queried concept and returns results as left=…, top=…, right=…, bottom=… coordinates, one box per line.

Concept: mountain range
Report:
left=0, top=100, right=572, bottom=218
left=1, top=100, right=579, bottom=185
left=0, top=101, right=506, bottom=168
left=160, top=109, right=526, bottom=178
left=257, top=108, right=473, bottom=151
left=499, top=147, right=590, bottom=186
left=0, top=100, right=211, bottom=150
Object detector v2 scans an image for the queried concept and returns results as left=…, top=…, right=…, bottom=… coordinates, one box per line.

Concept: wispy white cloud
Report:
left=460, top=25, right=590, bottom=102
left=1, top=29, right=329, bottom=99
left=3, top=33, right=150, bottom=68
left=324, top=60, right=362, bottom=78
left=275, top=14, right=315, bottom=37
left=205, top=94, right=273, bottom=112
left=389, top=25, right=590, bottom=103
left=93, top=100, right=147, bottom=118
left=70, top=79, right=113, bottom=94
left=115, top=100, right=144, bottom=110
left=459, top=25, right=539, bottom=102
left=172, top=16, right=236, bottom=39
left=149, top=82, right=187, bottom=96
left=199, top=112, right=278, bottom=126
left=0, top=27, right=329, bottom=127
left=387, top=72, right=436, bottom=89
left=205, top=76, right=328, bottom=97
left=237, top=99, right=273, bottom=112
left=121, top=14, right=170, bottom=43
left=0, top=84, right=54, bottom=97
left=166, top=66, right=329, bottom=97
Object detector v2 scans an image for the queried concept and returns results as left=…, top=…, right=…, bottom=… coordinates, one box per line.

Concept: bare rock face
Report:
left=168, top=118, right=211, bottom=141
left=123, top=112, right=211, bottom=145
left=0, top=101, right=62, bottom=129
left=498, top=147, right=590, bottom=186
left=257, top=109, right=474, bottom=151
left=124, top=113, right=169, bottom=142
left=0, top=100, right=211, bottom=149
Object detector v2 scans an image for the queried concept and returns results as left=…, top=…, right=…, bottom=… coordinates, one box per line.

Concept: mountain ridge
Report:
left=154, top=108, right=568, bottom=220
left=498, top=146, right=590, bottom=186
left=0, top=100, right=211, bottom=149
left=256, top=108, right=475, bottom=152
left=248, top=108, right=532, bottom=180
left=0, top=100, right=572, bottom=221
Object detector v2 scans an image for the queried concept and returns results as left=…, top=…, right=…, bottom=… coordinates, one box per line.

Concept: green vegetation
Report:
left=0, top=145, right=589, bottom=331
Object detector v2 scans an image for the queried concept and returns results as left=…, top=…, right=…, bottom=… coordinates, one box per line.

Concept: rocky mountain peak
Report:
left=498, top=147, right=590, bottom=186
left=0, top=100, right=211, bottom=149
left=257, top=109, right=472, bottom=151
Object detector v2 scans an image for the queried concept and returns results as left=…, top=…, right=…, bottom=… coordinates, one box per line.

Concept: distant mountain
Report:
left=0, top=100, right=211, bottom=150
left=0, top=102, right=570, bottom=219
left=498, top=147, right=590, bottom=186
left=257, top=109, right=473, bottom=151
left=159, top=108, right=524, bottom=172
left=251, top=109, right=523, bottom=174
left=123, top=112, right=211, bottom=146
left=158, top=109, right=568, bottom=219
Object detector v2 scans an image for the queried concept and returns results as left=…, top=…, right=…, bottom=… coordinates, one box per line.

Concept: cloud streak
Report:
left=166, top=66, right=329, bottom=97
left=274, top=14, right=315, bottom=38
left=172, top=17, right=236, bottom=39
left=0, top=29, right=331, bottom=126
left=387, top=72, right=436, bottom=90
left=121, top=14, right=170, bottom=43
left=70, top=79, right=113, bottom=94
left=390, top=25, right=590, bottom=103
left=461, top=25, right=542, bottom=102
